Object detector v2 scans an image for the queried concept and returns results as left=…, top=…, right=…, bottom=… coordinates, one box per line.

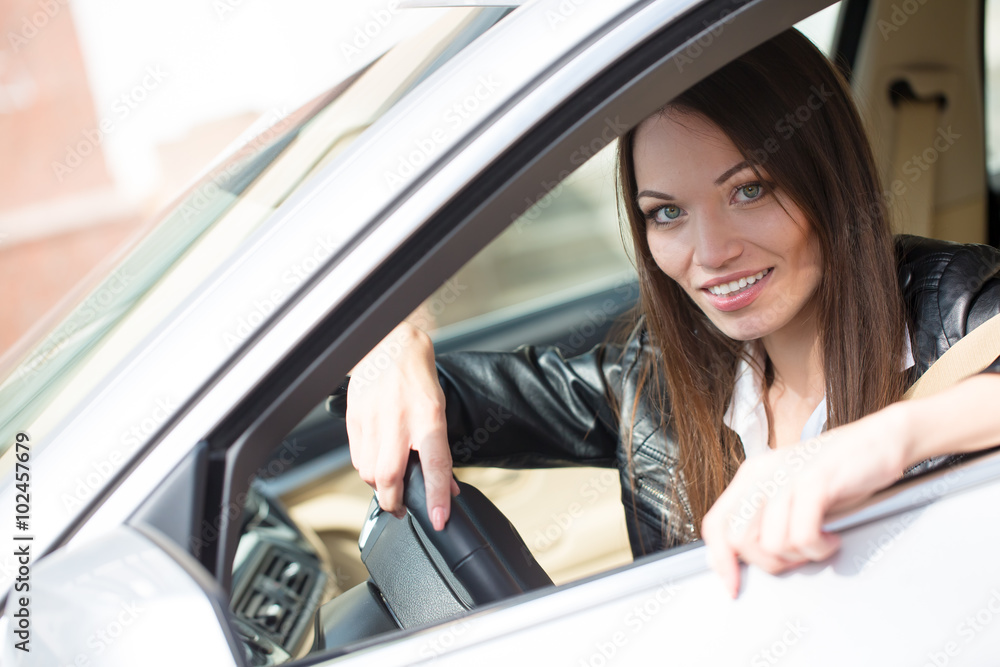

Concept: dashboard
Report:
left=230, top=485, right=329, bottom=665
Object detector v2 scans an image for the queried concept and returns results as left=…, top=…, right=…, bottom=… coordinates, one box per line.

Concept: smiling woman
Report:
left=348, top=25, right=1000, bottom=600
left=614, top=28, right=909, bottom=550
left=634, top=113, right=823, bottom=340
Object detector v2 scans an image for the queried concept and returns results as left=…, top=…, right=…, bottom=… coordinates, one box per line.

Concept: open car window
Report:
left=216, top=3, right=859, bottom=662
left=0, top=7, right=508, bottom=463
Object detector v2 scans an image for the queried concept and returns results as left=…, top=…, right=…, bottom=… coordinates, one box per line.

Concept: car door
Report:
left=214, top=0, right=1000, bottom=662
left=9, top=0, right=1000, bottom=664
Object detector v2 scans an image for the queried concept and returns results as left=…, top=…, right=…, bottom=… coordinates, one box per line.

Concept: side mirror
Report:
left=0, top=525, right=242, bottom=667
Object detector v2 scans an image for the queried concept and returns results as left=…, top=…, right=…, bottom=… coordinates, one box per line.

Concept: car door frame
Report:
left=164, top=0, right=836, bottom=596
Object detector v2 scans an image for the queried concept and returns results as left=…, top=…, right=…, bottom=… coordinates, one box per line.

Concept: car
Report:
left=3, top=0, right=1000, bottom=664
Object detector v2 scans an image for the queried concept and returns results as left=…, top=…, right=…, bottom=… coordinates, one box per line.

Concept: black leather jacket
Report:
left=436, top=235, right=1000, bottom=558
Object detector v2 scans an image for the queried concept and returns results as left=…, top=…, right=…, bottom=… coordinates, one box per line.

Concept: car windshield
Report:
left=0, top=7, right=510, bottom=459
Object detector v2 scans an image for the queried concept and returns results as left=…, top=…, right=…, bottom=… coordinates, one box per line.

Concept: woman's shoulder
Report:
left=895, top=234, right=1000, bottom=289
left=895, top=234, right=1000, bottom=371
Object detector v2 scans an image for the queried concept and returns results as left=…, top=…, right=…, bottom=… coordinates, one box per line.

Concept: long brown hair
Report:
left=615, top=29, right=908, bottom=541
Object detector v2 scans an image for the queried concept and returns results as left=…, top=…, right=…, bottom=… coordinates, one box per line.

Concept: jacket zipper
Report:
left=634, top=477, right=697, bottom=539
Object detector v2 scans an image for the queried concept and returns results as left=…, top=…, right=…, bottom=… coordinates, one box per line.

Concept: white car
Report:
left=3, top=0, right=1000, bottom=664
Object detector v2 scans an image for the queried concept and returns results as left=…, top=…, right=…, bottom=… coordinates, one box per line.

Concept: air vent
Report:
left=234, top=545, right=320, bottom=648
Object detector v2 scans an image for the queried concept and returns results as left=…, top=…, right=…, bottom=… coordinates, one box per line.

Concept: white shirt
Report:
left=724, top=330, right=915, bottom=458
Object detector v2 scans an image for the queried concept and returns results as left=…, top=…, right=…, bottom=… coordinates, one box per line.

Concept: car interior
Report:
left=121, top=0, right=1000, bottom=663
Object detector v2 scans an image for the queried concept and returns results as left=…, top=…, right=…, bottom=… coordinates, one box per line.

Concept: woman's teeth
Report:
left=707, top=268, right=771, bottom=296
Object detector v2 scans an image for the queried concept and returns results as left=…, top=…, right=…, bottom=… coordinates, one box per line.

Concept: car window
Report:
left=987, top=0, right=1000, bottom=184
left=795, top=1, right=842, bottom=56
left=0, top=7, right=509, bottom=460
left=413, top=3, right=844, bottom=335
left=178, top=2, right=863, bottom=663
left=233, top=5, right=857, bottom=662
left=416, top=141, right=634, bottom=335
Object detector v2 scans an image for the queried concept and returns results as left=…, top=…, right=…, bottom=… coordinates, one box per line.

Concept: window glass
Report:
left=795, top=1, right=842, bottom=56
left=417, top=141, right=634, bottom=335
left=415, top=3, right=845, bottom=335
left=986, top=0, right=1000, bottom=180
left=250, top=2, right=856, bottom=662
left=0, top=7, right=504, bottom=458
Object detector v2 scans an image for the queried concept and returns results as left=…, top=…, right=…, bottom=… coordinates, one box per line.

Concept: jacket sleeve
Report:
left=898, top=235, right=1000, bottom=376
left=975, top=270, right=1000, bottom=374
left=898, top=236, right=1000, bottom=477
left=436, top=339, right=632, bottom=469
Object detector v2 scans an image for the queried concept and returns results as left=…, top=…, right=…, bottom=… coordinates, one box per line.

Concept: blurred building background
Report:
left=1, top=0, right=902, bottom=359
left=0, top=0, right=442, bottom=356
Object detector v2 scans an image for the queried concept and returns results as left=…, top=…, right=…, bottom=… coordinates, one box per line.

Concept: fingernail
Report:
left=432, top=507, right=445, bottom=531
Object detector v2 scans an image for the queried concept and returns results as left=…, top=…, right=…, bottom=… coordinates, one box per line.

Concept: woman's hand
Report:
left=346, top=322, right=459, bottom=531
left=700, top=404, right=911, bottom=598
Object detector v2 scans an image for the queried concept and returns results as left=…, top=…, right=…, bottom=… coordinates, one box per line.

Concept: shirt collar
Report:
left=724, top=327, right=914, bottom=458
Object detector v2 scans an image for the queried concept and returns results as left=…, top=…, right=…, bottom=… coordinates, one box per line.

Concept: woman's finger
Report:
left=702, top=506, right=746, bottom=598
left=416, top=428, right=455, bottom=531
left=705, top=538, right=742, bottom=599
left=787, top=485, right=842, bottom=561
left=346, top=412, right=370, bottom=482
left=757, top=483, right=795, bottom=560
left=374, top=418, right=412, bottom=517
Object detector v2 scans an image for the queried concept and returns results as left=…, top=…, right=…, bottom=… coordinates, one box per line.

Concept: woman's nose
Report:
left=692, top=211, right=743, bottom=269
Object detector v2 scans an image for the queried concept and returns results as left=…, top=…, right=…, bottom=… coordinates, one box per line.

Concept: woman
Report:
left=346, top=29, right=1000, bottom=598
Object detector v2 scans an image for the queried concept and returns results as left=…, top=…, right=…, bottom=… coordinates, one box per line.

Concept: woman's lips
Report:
left=702, top=268, right=773, bottom=312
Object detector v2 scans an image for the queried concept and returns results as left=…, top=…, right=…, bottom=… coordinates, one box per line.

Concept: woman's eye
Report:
left=734, top=183, right=764, bottom=203
left=649, top=204, right=682, bottom=224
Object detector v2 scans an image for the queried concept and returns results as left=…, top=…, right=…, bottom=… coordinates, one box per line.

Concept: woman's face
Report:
left=633, top=110, right=823, bottom=342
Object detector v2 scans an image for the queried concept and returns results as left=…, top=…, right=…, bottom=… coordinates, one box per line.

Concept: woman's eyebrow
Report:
left=636, top=161, right=754, bottom=201
left=714, top=160, right=751, bottom=186
left=636, top=189, right=674, bottom=201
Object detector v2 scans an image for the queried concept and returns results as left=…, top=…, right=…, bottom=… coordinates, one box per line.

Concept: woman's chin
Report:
left=709, top=316, right=779, bottom=342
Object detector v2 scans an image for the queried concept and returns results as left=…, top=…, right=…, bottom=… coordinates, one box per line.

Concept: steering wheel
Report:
left=327, top=385, right=550, bottom=615
left=326, top=380, right=553, bottom=626
left=398, top=453, right=552, bottom=605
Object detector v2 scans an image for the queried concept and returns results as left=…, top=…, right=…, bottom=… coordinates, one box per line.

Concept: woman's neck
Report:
left=761, top=306, right=825, bottom=403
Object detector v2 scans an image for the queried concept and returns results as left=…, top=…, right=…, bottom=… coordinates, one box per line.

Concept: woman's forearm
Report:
left=899, top=372, right=1000, bottom=468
